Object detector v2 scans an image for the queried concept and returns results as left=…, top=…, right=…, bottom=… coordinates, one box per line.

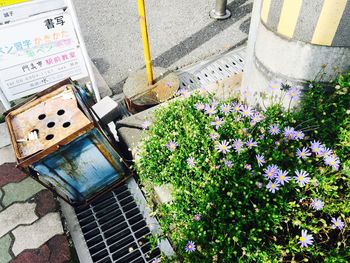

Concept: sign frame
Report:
left=0, top=0, right=100, bottom=110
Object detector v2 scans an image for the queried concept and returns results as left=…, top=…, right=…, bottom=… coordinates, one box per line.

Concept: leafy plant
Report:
left=136, top=81, right=349, bottom=262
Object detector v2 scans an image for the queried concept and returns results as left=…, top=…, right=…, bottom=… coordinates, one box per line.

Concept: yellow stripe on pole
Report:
left=0, top=0, right=30, bottom=7
left=261, top=0, right=271, bottom=24
left=277, top=0, right=302, bottom=38
left=311, top=0, right=347, bottom=46
left=137, top=0, right=154, bottom=85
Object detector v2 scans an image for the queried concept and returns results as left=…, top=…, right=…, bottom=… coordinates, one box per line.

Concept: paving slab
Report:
left=0, top=203, right=38, bottom=239
left=0, top=234, right=12, bottom=263
left=0, top=163, right=27, bottom=188
left=0, top=123, right=11, bottom=149
left=12, top=212, right=64, bottom=256
left=0, top=145, right=16, bottom=165
left=2, top=177, right=44, bottom=207
left=12, top=235, right=71, bottom=263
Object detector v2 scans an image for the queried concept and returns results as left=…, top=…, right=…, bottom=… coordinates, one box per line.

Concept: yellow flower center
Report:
left=249, top=143, right=253, bottom=147
left=170, top=144, right=175, bottom=149
left=221, top=145, right=227, bottom=150
left=335, top=222, right=339, bottom=226
left=272, top=129, right=275, bottom=132
left=271, top=184, right=275, bottom=189
left=299, top=237, right=305, bottom=242
left=301, top=152, right=305, bottom=156
left=188, top=245, right=192, bottom=249
left=298, top=176, right=304, bottom=181
left=330, top=160, right=335, bottom=165
left=291, top=92, right=295, bottom=97
left=268, top=172, right=272, bottom=177
left=235, top=107, right=239, bottom=111
left=216, top=121, right=221, bottom=125
left=280, top=175, right=285, bottom=180
left=314, top=147, right=319, bottom=152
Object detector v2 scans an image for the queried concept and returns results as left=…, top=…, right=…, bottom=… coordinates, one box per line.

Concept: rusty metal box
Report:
left=5, top=80, right=130, bottom=205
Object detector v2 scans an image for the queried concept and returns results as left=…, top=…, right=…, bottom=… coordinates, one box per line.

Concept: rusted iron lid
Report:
left=5, top=80, right=93, bottom=167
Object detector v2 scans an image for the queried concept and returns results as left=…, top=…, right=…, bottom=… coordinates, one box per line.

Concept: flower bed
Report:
left=136, top=78, right=349, bottom=262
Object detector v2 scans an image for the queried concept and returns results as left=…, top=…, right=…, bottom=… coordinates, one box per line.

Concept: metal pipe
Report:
left=210, top=0, right=231, bottom=20
left=137, top=0, right=154, bottom=85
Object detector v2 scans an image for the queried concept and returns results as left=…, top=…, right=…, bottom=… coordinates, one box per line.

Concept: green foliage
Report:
left=136, top=79, right=349, bottom=262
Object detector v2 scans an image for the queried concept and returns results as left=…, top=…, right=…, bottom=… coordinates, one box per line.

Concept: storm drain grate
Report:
left=177, top=45, right=246, bottom=90
left=75, top=183, right=161, bottom=263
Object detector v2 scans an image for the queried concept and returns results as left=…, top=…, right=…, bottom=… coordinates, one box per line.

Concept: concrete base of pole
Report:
left=242, top=22, right=350, bottom=108
left=209, top=9, right=231, bottom=20
left=123, top=67, right=180, bottom=113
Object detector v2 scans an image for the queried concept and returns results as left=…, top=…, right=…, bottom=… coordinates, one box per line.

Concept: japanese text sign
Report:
left=0, top=10, right=88, bottom=101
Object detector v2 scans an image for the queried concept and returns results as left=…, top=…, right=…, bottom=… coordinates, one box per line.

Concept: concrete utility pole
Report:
left=242, top=0, right=350, bottom=106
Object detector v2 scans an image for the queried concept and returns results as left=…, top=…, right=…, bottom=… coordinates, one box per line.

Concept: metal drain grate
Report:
left=75, top=183, right=161, bottom=263
left=177, top=46, right=246, bottom=90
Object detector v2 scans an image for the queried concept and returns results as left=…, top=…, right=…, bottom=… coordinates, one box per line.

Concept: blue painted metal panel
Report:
left=32, top=128, right=127, bottom=202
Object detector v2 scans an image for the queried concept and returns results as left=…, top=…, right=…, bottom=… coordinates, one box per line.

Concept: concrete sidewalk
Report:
left=72, top=0, right=252, bottom=93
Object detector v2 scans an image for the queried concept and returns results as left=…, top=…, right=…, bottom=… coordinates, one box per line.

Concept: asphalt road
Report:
left=72, top=0, right=252, bottom=94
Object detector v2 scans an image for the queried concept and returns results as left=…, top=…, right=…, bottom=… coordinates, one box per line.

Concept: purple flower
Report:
left=204, top=104, right=216, bottom=116
left=310, top=140, right=324, bottom=156
left=331, top=218, right=345, bottom=230
left=185, top=241, right=196, bottom=253
left=269, top=124, right=280, bottom=135
left=263, top=165, right=278, bottom=180
left=193, top=214, right=201, bottom=221
left=220, top=104, right=232, bottom=115
left=288, top=86, right=301, bottom=101
left=195, top=102, right=205, bottom=111
left=178, top=88, right=190, bottom=98
left=233, top=139, right=244, bottom=154
left=240, top=105, right=253, bottom=117
left=275, top=140, right=281, bottom=146
left=246, top=138, right=258, bottom=149
left=209, top=132, right=219, bottom=140
left=294, top=130, right=305, bottom=140
left=142, top=120, right=151, bottom=130
left=250, top=113, right=263, bottom=125
left=324, top=155, right=340, bottom=171
left=256, top=154, right=266, bottom=167
left=224, top=160, right=233, bottom=168
left=266, top=181, right=280, bottom=193
left=311, top=198, right=324, bottom=210
left=276, top=169, right=290, bottom=185
left=234, top=116, right=242, bottom=122
left=296, top=147, right=311, bottom=159
left=322, top=147, right=334, bottom=158
left=259, top=134, right=265, bottom=140
left=211, top=116, right=225, bottom=130
left=187, top=157, right=196, bottom=168
left=298, top=230, right=313, bottom=248
left=166, top=140, right=178, bottom=151
left=244, top=164, right=252, bottom=170
left=152, top=258, right=161, bottom=263
left=283, top=126, right=296, bottom=140
left=215, top=140, right=231, bottom=154
left=268, top=81, right=281, bottom=92
left=165, top=82, right=172, bottom=88
left=256, top=182, right=263, bottom=188
left=294, top=170, right=311, bottom=186
left=232, top=102, right=241, bottom=112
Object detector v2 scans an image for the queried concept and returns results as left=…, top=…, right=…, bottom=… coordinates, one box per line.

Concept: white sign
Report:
left=0, top=0, right=66, bottom=25
left=0, top=10, right=88, bottom=101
